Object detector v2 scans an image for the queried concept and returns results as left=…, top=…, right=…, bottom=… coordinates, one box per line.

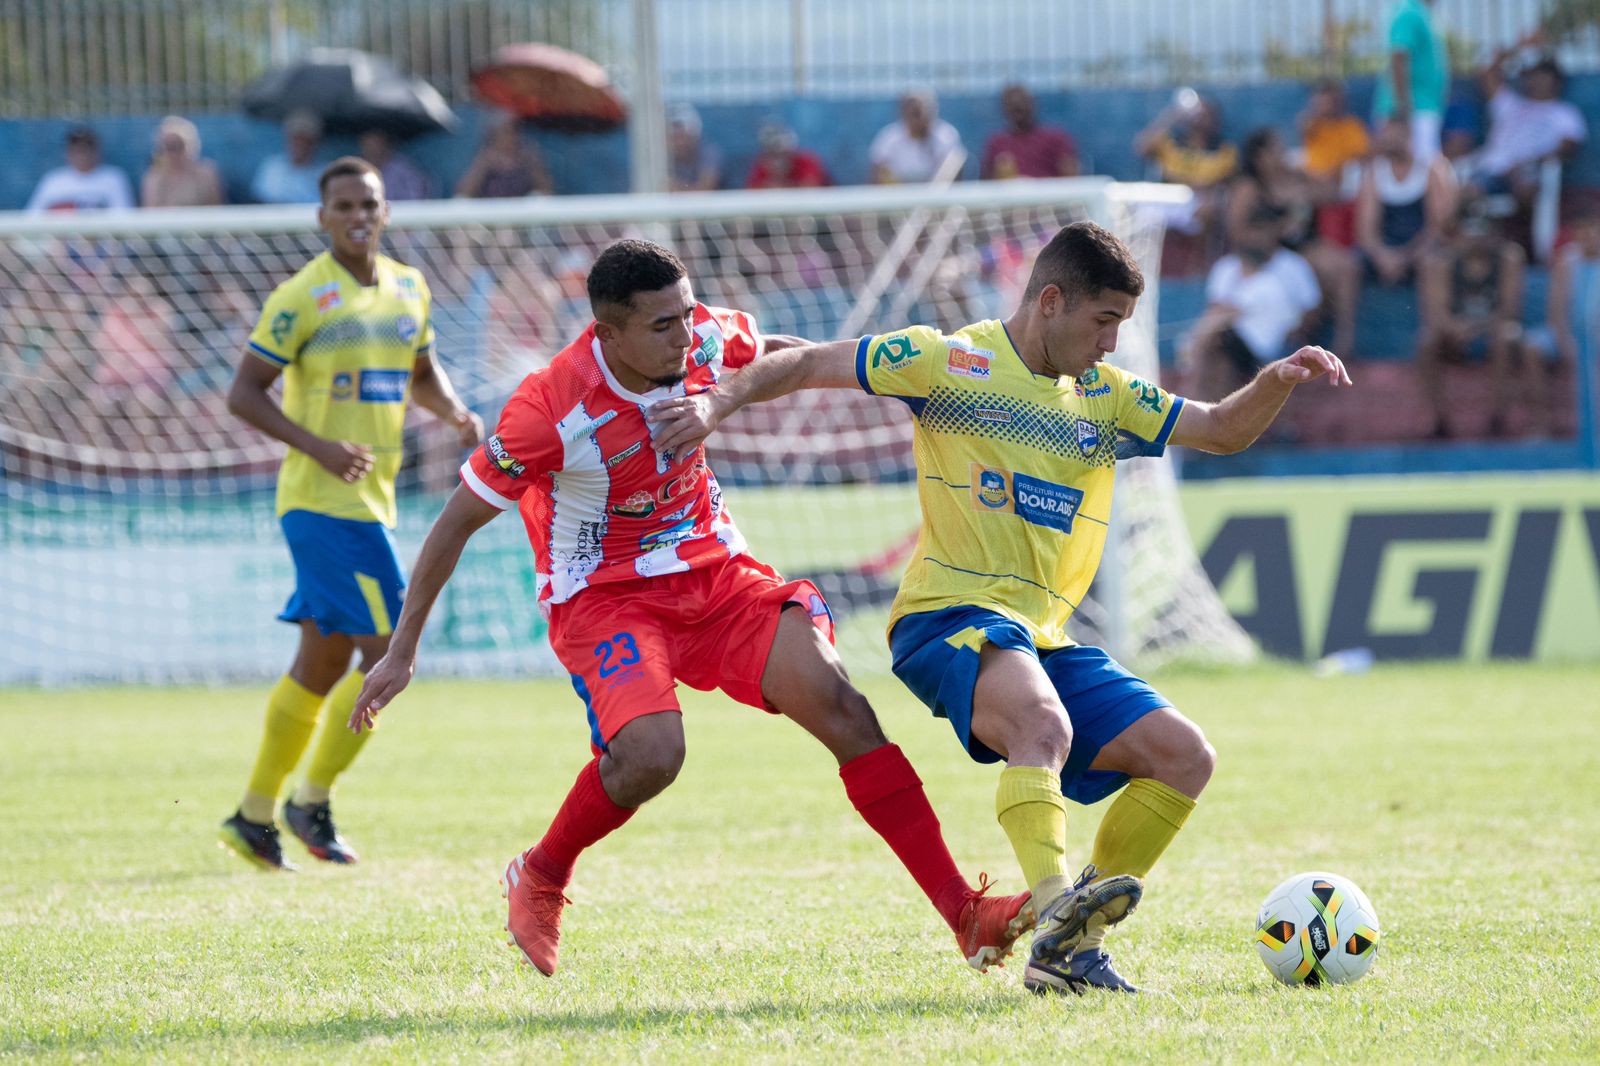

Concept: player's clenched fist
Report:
left=1272, top=345, right=1353, bottom=388
left=349, top=652, right=414, bottom=733
left=647, top=393, right=723, bottom=457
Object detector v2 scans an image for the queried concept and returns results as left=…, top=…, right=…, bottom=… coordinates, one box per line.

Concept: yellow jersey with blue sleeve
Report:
left=246, top=252, right=435, bottom=527
left=855, top=320, right=1184, bottom=649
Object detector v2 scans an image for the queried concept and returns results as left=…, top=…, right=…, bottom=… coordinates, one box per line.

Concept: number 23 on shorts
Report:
left=593, top=632, right=641, bottom=678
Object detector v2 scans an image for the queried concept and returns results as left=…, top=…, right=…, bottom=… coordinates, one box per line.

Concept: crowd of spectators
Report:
left=12, top=0, right=1597, bottom=450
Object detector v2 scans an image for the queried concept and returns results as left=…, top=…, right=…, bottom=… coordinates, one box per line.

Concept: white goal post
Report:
left=0, top=178, right=1255, bottom=684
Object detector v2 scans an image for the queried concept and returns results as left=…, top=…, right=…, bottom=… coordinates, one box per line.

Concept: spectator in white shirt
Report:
left=870, top=90, right=965, bottom=184
left=1181, top=204, right=1323, bottom=400
left=1462, top=45, right=1586, bottom=204
left=250, top=111, right=325, bottom=204
left=26, top=126, right=134, bottom=214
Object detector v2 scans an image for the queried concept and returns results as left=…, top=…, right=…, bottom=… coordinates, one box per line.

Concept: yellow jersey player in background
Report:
left=650, top=221, right=1351, bottom=994
left=219, top=156, right=482, bottom=870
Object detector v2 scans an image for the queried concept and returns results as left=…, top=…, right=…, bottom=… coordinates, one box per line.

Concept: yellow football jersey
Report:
left=856, top=320, right=1185, bottom=649
left=246, top=252, right=435, bottom=527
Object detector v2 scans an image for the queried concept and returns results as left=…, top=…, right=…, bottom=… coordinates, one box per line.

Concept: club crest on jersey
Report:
left=871, top=334, right=919, bottom=371
left=485, top=434, right=526, bottom=478
left=331, top=371, right=354, bottom=401
left=1075, top=419, right=1101, bottom=456
left=311, top=281, right=342, bottom=312
left=396, top=315, right=418, bottom=343
left=946, top=343, right=992, bottom=379
left=612, top=490, right=656, bottom=518
left=605, top=441, right=642, bottom=468
left=972, top=465, right=1010, bottom=509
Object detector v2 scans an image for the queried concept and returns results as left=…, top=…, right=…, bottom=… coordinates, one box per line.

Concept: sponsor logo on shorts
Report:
left=968, top=462, right=1084, bottom=533
left=311, top=281, right=342, bottom=312
left=611, top=490, right=656, bottom=518
left=975, top=407, right=1012, bottom=424
left=1075, top=419, right=1101, bottom=456
left=870, top=334, right=919, bottom=371
left=946, top=343, right=992, bottom=379
left=605, top=441, right=642, bottom=468
left=331, top=371, right=354, bottom=401
left=358, top=368, right=409, bottom=403
left=396, top=314, right=418, bottom=343
left=485, top=434, right=525, bottom=478
left=269, top=309, right=296, bottom=346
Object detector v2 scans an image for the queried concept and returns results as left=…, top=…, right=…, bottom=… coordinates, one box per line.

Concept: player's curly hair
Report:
left=1023, top=221, right=1144, bottom=307
left=588, top=239, right=688, bottom=321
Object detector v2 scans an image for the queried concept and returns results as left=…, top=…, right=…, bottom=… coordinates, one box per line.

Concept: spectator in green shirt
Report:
left=1374, top=0, right=1448, bottom=163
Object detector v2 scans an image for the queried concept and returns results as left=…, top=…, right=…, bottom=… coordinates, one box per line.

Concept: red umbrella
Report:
left=470, top=43, right=627, bottom=132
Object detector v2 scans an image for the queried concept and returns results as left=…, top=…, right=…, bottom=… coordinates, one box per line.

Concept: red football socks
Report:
left=840, top=743, right=972, bottom=931
left=524, top=758, right=636, bottom=886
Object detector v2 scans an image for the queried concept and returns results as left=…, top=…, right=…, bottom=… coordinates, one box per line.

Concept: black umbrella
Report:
left=242, top=48, right=457, bottom=137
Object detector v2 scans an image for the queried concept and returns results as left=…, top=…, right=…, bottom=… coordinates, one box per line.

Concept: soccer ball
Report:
left=1254, top=871, right=1380, bottom=986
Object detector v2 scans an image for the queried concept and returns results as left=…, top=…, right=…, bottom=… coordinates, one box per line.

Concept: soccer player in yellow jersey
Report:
left=218, top=157, right=482, bottom=870
left=650, top=222, right=1351, bottom=993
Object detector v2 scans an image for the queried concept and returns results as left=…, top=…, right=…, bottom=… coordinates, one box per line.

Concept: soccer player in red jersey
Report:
left=351, top=239, right=1031, bottom=977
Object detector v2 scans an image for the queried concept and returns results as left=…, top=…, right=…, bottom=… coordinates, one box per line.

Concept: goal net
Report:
left=0, top=180, right=1255, bottom=684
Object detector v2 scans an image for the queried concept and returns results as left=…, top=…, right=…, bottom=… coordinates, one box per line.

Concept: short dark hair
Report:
left=65, top=125, right=98, bottom=147
left=318, top=156, right=383, bottom=199
left=587, top=239, right=688, bottom=321
left=1022, top=221, right=1144, bottom=305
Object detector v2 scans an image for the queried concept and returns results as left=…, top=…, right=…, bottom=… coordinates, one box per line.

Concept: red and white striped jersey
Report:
left=460, top=304, right=764, bottom=612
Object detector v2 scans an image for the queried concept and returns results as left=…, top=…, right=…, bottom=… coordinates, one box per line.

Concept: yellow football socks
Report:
left=995, top=765, right=1071, bottom=905
left=1079, top=777, right=1197, bottom=953
left=301, top=669, right=372, bottom=798
left=241, top=674, right=325, bottom=823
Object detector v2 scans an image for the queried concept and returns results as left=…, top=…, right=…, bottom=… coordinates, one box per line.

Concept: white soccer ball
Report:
left=1254, top=871, right=1380, bottom=986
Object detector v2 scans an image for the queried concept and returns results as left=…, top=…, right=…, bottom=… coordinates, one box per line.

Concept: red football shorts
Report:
left=548, top=553, right=834, bottom=752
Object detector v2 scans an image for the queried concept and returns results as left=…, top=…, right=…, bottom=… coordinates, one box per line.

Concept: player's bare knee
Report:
left=1009, top=702, right=1072, bottom=769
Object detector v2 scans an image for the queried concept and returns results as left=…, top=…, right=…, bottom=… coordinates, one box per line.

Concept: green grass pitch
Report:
left=3, top=664, right=1598, bottom=1063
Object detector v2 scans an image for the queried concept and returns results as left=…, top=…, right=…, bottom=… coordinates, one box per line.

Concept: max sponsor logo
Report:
left=946, top=344, right=992, bottom=379
left=359, top=369, right=409, bottom=403
left=485, top=434, right=526, bottom=478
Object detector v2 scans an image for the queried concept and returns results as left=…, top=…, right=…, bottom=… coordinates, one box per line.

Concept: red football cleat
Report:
left=956, top=873, right=1036, bottom=972
left=500, top=853, right=571, bottom=976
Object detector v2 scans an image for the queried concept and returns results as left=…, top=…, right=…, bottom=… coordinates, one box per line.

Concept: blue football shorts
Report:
left=889, top=604, right=1171, bottom=805
left=277, top=509, right=405, bottom=637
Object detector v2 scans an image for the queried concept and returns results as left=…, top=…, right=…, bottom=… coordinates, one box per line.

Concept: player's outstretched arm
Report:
left=647, top=338, right=861, bottom=456
left=350, top=484, right=501, bottom=733
left=227, top=351, right=374, bottom=482
left=411, top=350, right=484, bottom=448
left=1168, top=345, right=1353, bottom=455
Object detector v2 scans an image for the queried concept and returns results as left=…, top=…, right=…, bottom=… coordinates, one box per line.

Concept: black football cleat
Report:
left=283, top=799, right=359, bottom=864
left=218, top=810, right=297, bottom=871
